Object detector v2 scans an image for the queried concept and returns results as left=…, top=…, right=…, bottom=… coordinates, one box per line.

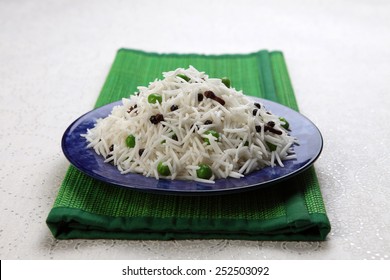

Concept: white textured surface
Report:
left=1, top=0, right=390, bottom=260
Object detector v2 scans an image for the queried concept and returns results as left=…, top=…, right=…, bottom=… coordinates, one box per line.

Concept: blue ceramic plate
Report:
left=62, top=97, right=323, bottom=195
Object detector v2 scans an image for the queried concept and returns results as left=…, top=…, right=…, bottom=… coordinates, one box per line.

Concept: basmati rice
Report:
left=82, top=66, right=297, bottom=183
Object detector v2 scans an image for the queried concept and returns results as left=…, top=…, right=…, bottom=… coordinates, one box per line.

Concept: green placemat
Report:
left=46, top=49, right=330, bottom=240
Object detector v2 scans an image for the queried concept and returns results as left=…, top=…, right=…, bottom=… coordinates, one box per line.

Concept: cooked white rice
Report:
left=82, top=66, right=297, bottom=183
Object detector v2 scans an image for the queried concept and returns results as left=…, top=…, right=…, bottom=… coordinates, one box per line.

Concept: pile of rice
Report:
left=82, top=66, right=297, bottom=183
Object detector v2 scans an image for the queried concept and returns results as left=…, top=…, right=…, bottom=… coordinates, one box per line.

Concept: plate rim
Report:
left=61, top=97, right=323, bottom=195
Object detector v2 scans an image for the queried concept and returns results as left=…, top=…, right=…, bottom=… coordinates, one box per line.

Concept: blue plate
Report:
left=62, top=97, right=323, bottom=195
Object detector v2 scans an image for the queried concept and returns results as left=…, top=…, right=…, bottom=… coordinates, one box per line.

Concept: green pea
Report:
left=203, top=130, right=219, bottom=145
left=177, top=74, right=190, bottom=82
left=148, top=93, right=162, bottom=104
left=196, top=164, right=213, bottom=179
left=221, top=77, right=231, bottom=88
left=157, top=162, right=171, bottom=176
left=266, top=141, right=277, bottom=152
left=125, top=134, right=136, bottom=148
left=279, top=117, right=289, bottom=130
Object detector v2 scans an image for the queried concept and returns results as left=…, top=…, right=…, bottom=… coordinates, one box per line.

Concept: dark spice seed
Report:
left=267, top=121, right=275, bottom=127
left=149, top=113, right=164, bottom=125
left=255, top=125, right=261, bottom=132
left=264, top=125, right=282, bottom=135
left=150, top=114, right=164, bottom=124
left=150, top=115, right=157, bottom=124
left=172, top=134, right=178, bottom=141
left=109, top=144, right=114, bottom=152
left=254, top=103, right=261, bottom=109
left=170, top=104, right=179, bottom=111
left=272, top=129, right=283, bottom=135
left=127, top=104, right=138, bottom=113
left=204, top=90, right=225, bottom=106
left=252, top=109, right=258, bottom=116
left=204, top=90, right=214, bottom=98
left=198, top=93, right=204, bottom=102
left=138, top=148, right=145, bottom=156
left=155, top=114, right=164, bottom=122
left=204, top=120, right=213, bottom=125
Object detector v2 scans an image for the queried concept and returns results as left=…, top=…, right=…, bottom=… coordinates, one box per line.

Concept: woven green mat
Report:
left=46, top=49, right=330, bottom=240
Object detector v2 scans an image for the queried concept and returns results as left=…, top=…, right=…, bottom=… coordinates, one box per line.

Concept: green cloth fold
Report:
left=46, top=49, right=330, bottom=240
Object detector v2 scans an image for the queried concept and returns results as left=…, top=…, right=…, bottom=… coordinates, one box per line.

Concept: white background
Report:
left=1, top=0, right=389, bottom=260
left=2, top=260, right=390, bottom=279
